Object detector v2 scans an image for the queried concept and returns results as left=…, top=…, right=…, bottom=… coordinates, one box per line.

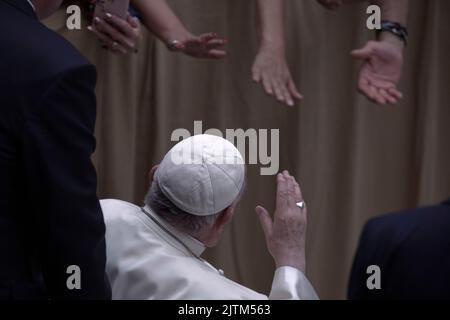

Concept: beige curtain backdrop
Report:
left=45, top=0, right=450, bottom=299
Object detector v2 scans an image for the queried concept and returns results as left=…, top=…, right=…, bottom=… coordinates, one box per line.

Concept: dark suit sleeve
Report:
left=348, top=220, right=377, bottom=300
left=21, top=65, right=110, bottom=299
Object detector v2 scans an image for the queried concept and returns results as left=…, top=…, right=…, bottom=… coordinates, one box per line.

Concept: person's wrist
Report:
left=160, top=25, right=192, bottom=48
left=275, top=253, right=306, bottom=274
left=259, top=36, right=286, bottom=56
left=379, top=32, right=405, bottom=53
left=376, top=20, right=408, bottom=52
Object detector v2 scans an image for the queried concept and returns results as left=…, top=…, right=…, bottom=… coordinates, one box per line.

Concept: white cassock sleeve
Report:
left=268, top=267, right=319, bottom=300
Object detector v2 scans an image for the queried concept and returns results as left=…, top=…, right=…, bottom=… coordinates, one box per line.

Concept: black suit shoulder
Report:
left=0, top=2, right=110, bottom=299
left=0, top=2, right=95, bottom=88
left=363, top=207, right=420, bottom=250
left=365, top=203, right=450, bottom=249
left=349, top=202, right=450, bottom=299
left=0, top=2, right=97, bottom=131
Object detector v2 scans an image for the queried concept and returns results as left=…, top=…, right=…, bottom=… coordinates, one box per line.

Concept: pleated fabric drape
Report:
left=45, top=0, right=450, bottom=299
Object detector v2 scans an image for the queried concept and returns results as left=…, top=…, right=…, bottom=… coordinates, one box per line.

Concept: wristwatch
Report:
left=376, top=21, right=409, bottom=46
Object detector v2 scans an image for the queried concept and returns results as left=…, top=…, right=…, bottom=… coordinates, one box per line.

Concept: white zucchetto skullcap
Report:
left=155, top=134, right=245, bottom=216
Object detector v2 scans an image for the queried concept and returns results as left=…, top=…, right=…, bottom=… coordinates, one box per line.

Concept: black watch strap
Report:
left=376, top=21, right=409, bottom=46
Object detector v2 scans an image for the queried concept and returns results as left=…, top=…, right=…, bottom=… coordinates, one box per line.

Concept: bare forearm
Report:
left=131, top=0, right=190, bottom=44
left=372, top=0, right=408, bottom=25
left=372, top=0, right=409, bottom=51
left=253, top=0, right=302, bottom=105
left=256, top=0, right=286, bottom=54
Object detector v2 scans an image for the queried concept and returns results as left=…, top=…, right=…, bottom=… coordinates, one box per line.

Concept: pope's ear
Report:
left=149, top=165, right=159, bottom=183
left=215, top=206, right=235, bottom=229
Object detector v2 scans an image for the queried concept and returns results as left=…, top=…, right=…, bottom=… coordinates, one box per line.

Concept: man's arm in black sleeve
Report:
left=348, top=221, right=376, bottom=300
left=21, top=65, right=111, bottom=299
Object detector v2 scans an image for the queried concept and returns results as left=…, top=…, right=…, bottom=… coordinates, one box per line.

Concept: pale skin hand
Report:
left=352, top=39, right=404, bottom=105
left=351, top=0, right=408, bottom=105
left=88, top=13, right=141, bottom=54
left=168, top=32, right=227, bottom=59
left=252, top=48, right=303, bottom=107
left=316, top=0, right=408, bottom=105
left=254, top=0, right=302, bottom=106
left=255, top=171, right=307, bottom=274
left=131, top=0, right=226, bottom=59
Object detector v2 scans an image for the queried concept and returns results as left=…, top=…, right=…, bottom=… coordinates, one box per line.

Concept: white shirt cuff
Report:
left=269, top=266, right=319, bottom=300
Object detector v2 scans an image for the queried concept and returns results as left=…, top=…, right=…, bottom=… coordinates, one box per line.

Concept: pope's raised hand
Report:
left=255, top=171, right=307, bottom=273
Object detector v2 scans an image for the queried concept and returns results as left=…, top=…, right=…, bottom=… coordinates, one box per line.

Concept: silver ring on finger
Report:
left=296, top=201, right=306, bottom=210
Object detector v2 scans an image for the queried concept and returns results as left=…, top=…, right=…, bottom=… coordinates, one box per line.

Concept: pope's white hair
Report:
left=145, top=182, right=222, bottom=235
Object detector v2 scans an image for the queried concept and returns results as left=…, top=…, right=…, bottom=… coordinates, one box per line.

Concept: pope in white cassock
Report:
left=101, top=134, right=319, bottom=300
